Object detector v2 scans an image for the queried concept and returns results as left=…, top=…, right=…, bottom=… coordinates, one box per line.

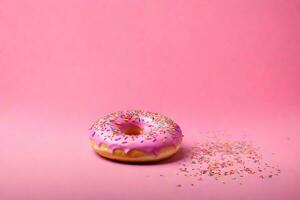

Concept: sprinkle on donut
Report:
left=89, top=110, right=183, bottom=155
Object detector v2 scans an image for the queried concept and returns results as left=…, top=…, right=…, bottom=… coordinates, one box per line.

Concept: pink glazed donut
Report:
left=88, top=110, right=183, bottom=162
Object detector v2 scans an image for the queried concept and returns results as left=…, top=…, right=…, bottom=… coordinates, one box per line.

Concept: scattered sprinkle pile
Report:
left=176, top=139, right=281, bottom=185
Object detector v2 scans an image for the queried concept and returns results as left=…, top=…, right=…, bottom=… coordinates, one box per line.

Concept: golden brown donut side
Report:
left=90, top=140, right=180, bottom=162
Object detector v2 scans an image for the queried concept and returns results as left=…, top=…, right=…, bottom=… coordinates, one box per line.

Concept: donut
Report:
left=88, top=110, right=183, bottom=162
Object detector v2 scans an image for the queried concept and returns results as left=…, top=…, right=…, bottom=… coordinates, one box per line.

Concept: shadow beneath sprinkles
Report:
left=92, top=145, right=190, bottom=166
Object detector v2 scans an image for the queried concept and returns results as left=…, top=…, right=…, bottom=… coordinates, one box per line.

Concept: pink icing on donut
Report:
left=88, top=110, right=183, bottom=155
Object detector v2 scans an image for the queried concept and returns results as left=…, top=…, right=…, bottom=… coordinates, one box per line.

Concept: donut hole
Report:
left=117, top=122, right=143, bottom=135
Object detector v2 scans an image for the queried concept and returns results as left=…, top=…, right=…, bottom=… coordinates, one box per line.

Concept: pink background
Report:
left=1, top=0, right=300, bottom=199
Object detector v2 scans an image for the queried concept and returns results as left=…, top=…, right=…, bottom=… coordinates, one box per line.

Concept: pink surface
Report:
left=1, top=0, right=300, bottom=199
